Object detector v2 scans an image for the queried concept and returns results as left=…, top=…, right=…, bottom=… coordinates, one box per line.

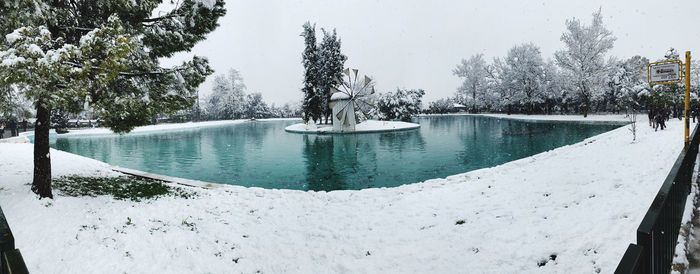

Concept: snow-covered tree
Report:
left=244, top=92, right=269, bottom=119
left=554, top=8, right=616, bottom=117
left=482, top=57, right=507, bottom=112
left=606, top=56, right=649, bottom=113
left=300, top=22, right=322, bottom=123
left=665, top=48, right=680, bottom=61
left=428, top=98, right=454, bottom=114
left=375, top=88, right=425, bottom=121
left=454, top=54, right=488, bottom=112
left=205, top=69, right=247, bottom=120
left=317, top=28, right=347, bottom=124
left=50, top=108, right=70, bottom=132
left=541, top=60, right=564, bottom=114
left=0, top=0, right=225, bottom=198
left=501, top=43, right=546, bottom=114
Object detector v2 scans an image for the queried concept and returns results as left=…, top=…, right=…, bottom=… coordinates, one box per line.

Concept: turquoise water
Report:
left=49, top=116, right=623, bottom=191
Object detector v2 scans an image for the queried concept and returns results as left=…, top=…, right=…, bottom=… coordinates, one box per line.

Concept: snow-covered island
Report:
left=284, top=119, right=420, bottom=134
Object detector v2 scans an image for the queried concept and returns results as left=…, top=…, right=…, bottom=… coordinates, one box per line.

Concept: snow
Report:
left=672, top=158, right=700, bottom=272
left=27, top=44, right=43, bottom=55
left=195, top=0, right=216, bottom=9
left=330, top=92, right=351, bottom=101
left=5, top=27, right=25, bottom=44
left=285, top=120, right=420, bottom=133
left=0, top=116, right=691, bottom=273
left=420, top=113, right=631, bottom=123
left=59, top=118, right=297, bottom=136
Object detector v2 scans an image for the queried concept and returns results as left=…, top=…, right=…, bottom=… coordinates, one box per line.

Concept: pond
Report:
left=49, top=116, right=624, bottom=191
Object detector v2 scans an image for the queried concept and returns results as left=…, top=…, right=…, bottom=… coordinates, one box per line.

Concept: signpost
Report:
left=648, top=51, right=691, bottom=146
left=648, top=60, right=682, bottom=85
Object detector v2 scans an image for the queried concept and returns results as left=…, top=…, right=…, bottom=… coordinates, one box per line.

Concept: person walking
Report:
left=21, top=119, right=27, bottom=132
left=648, top=108, right=655, bottom=127
left=0, top=121, right=5, bottom=139
left=655, top=110, right=666, bottom=131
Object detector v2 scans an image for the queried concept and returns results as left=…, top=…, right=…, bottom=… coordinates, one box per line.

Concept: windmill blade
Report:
left=333, top=76, right=341, bottom=85
left=353, top=69, right=358, bottom=78
left=371, top=86, right=375, bottom=94
left=356, top=97, right=375, bottom=108
left=330, top=87, right=342, bottom=94
left=343, top=68, right=350, bottom=77
left=364, top=75, right=371, bottom=85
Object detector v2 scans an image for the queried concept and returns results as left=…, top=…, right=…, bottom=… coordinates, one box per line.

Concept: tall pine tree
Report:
left=0, top=0, right=226, bottom=198
left=300, top=22, right=321, bottom=123
left=317, top=28, right=346, bottom=124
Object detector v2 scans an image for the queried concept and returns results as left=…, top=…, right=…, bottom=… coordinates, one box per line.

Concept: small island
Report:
left=285, top=120, right=419, bottom=134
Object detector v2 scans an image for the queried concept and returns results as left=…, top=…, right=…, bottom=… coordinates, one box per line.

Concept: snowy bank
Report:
left=423, top=113, right=631, bottom=124
left=0, top=117, right=690, bottom=273
left=285, top=120, right=419, bottom=134
left=28, top=118, right=301, bottom=137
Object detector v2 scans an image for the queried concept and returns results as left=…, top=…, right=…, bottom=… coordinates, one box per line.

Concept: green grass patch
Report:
left=53, top=175, right=197, bottom=202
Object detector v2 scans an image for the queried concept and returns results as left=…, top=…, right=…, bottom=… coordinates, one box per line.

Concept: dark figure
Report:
left=75, top=118, right=80, bottom=129
left=655, top=112, right=666, bottom=131
left=9, top=119, right=17, bottom=137
left=648, top=108, right=655, bottom=127
left=693, top=109, right=697, bottom=123
left=0, top=121, right=5, bottom=139
left=21, top=120, right=27, bottom=132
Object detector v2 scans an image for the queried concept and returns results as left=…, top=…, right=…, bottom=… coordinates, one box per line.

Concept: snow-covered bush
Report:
left=375, top=88, right=425, bottom=121
left=428, top=98, right=454, bottom=114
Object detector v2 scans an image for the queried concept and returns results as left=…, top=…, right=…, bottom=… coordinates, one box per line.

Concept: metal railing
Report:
left=0, top=206, right=28, bottom=274
left=615, top=123, right=700, bottom=274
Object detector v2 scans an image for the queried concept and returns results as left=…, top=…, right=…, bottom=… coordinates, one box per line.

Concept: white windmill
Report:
left=329, top=68, right=375, bottom=131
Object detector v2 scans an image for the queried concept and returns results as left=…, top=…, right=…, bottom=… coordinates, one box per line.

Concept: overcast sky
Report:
left=162, top=0, right=700, bottom=106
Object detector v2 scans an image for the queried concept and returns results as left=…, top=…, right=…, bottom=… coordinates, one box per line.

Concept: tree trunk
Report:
left=32, top=101, right=53, bottom=199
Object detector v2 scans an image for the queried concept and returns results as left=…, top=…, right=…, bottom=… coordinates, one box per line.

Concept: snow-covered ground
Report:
left=423, top=112, right=631, bottom=123
left=0, top=116, right=689, bottom=273
left=285, top=119, right=420, bottom=133
left=50, top=118, right=301, bottom=136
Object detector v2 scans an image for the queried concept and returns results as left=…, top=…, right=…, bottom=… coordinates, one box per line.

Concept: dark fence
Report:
left=0, top=206, right=28, bottom=274
left=615, top=123, right=700, bottom=274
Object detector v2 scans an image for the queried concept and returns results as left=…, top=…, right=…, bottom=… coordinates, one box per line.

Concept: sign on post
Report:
left=648, top=60, right=682, bottom=85
left=647, top=52, right=691, bottom=146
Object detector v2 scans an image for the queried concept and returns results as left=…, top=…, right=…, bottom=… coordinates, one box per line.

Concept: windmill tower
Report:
left=329, top=68, right=375, bottom=131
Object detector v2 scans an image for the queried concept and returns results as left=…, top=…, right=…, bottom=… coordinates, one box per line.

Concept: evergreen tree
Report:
left=317, top=28, right=347, bottom=124
left=50, top=107, right=70, bottom=132
left=300, top=22, right=321, bottom=123
left=0, top=0, right=226, bottom=198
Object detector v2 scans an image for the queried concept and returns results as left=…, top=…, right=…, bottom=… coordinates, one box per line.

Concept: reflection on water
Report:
left=50, top=116, right=623, bottom=191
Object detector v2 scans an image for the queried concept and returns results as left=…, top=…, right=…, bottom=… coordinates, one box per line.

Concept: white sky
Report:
left=162, top=0, right=700, bottom=105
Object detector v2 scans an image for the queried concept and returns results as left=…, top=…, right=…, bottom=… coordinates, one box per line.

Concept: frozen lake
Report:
left=49, top=116, right=623, bottom=191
